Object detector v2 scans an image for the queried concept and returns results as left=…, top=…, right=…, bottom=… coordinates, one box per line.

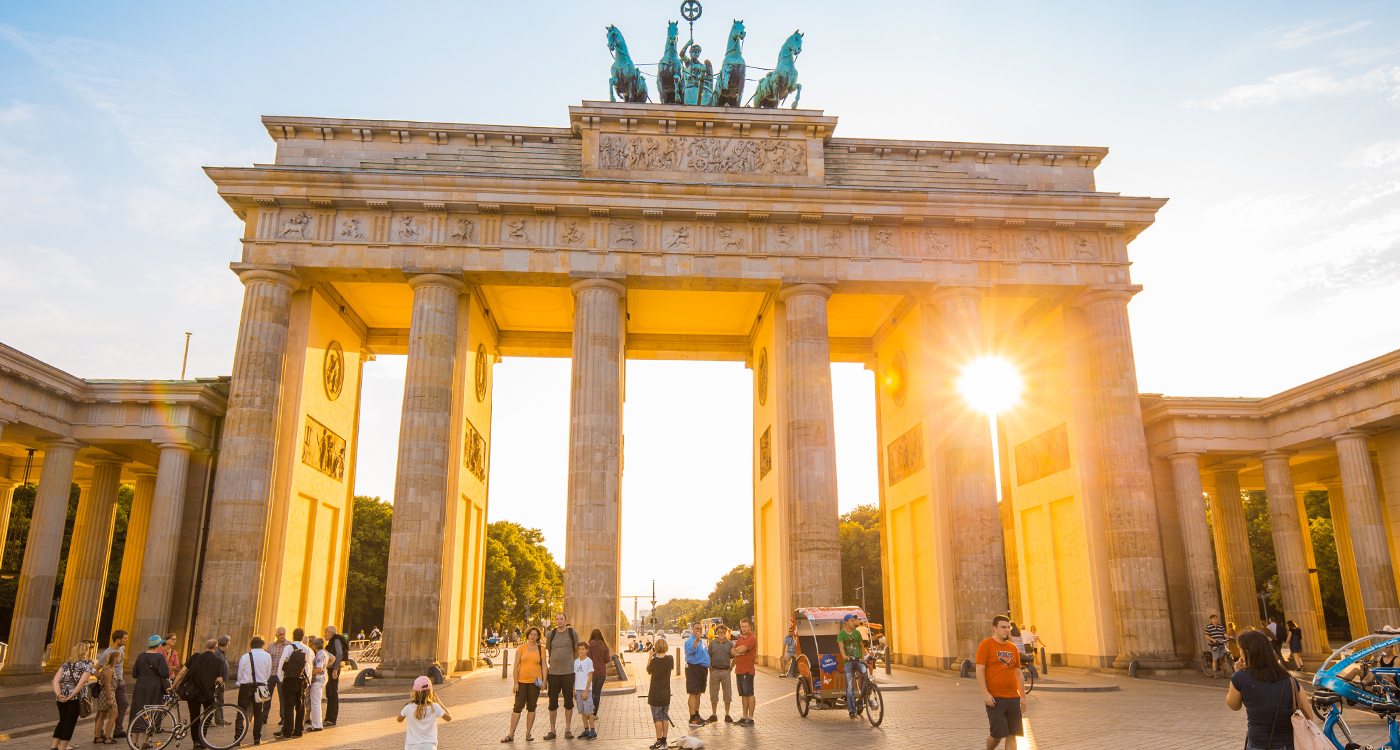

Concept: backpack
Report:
left=283, top=647, right=307, bottom=681
left=547, top=628, right=578, bottom=660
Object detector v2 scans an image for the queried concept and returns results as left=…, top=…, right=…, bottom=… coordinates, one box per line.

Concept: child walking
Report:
left=397, top=676, right=452, bottom=750
left=572, top=643, right=596, bottom=739
left=647, top=638, right=674, bottom=750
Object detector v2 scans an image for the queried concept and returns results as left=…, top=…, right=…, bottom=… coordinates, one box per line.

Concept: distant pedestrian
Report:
left=265, top=628, right=291, bottom=731
left=1227, top=629, right=1314, bottom=749
left=308, top=637, right=329, bottom=731
left=684, top=621, right=710, bottom=727
left=324, top=626, right=349, bottom=726
left=503, top=626, right=544, bottom=742
left=159, top=634, right=182, bottom=674
left=976, top=616, right=1027, bottom=750
left=706, top=624, right=734, bottom=723
left=647, top=638, right=674, bottom=750
left=173, top=639, right=223, bottom=748
left=543, top=613, right=580, bottom=740
left=1023, top=626, right=1040, bottom=662
left=129, top=635, right=171, bottom=750
left=98, top=630, right=130, bottom=740
left=51, top=641, right=96, bottom=750
left=732, top=619, right=757, bottom=726
left=1226, top=622, right=1242, bottom=660
left=236, top=636, right=271, bottom=746
left=1286, top=620, right=1305, bottom=671
left=369, top=627, right=382, bottom=641
left=275, top=628, right=312, bottom=738
left=397, top=676, right=451, bottom=750
left=1206, top=615, right=1229, bottom=677
left=586, top=629, right=610, bottom=722
left=781, top=629, right=796, bottom=677
left=357, top=630, right=365, bottom=642
left=91, top=649, right=120, bottom=744
left=572, top=643, right=596, bottom=739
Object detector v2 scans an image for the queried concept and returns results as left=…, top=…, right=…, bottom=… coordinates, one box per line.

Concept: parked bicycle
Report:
left=127, top=692, right=248, bottom=750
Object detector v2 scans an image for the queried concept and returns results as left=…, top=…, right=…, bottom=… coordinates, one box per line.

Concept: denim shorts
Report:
left=650, top=705, right=670, bottom=723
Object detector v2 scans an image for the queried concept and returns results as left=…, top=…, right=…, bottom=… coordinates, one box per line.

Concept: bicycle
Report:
left=1200, top=642, right=1235, bottom=679
left=127, top=692, right=248, bottom=750
left=851, top=654, right=885, bottom=727
left=1021, top=657, right=1036, bottom=694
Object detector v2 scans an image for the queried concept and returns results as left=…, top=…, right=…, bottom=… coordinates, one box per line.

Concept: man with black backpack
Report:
left=323, top=626, right=350, bottom=727
left=542, top=613, right=580, bottom=740
left=274, top=628, right=313, bottom=738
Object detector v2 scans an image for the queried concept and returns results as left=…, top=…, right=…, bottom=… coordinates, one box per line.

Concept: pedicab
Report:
left=1312, top=630, right=1400, bottom=748
left=791, top=606, right=883, bottom=726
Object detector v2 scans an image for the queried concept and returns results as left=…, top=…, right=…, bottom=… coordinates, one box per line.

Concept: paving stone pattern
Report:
left=6, top=657, right=1396, bottom=749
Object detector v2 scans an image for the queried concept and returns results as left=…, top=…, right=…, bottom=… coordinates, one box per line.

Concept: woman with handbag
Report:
left=1227, top=629, right=1316, bottom=749
left=52, top=641, right=96, bottom=750
left=501, top=627, right=545, bottom=742
left=92, top=650, right=121, bottom=744
left=129, top=635, right=172, bottom=750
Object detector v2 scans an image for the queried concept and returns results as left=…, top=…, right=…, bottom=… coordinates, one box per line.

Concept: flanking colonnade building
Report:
left=2, top=101, right=1399, bottom=680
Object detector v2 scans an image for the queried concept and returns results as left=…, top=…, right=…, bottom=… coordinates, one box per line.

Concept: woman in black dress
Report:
left=1227, top=629, right=1313, bottom=749
left=1285, top=620, right=1305, bottom=671
left=129, top=635, right=171, bottom=749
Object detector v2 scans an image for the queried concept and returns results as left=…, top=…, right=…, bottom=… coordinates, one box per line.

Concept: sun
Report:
left=957, top=356, right=1023, bottom=414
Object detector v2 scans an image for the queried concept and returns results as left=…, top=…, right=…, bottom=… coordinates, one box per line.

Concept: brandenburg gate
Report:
left=180, top=97, right=1178, bottom=674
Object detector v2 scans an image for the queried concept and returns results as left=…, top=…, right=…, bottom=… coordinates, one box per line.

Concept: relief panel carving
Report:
left=302, top=416, right=346, bottom=482
left=1013, top=423, right=1071, bottom=486
left=597, top=134, right=809, bottom=175
left=759, top=425, right=772, bottom=479
left=463, top=416, right=487, bottom=482
left=887, top=422, right=925, bottom=486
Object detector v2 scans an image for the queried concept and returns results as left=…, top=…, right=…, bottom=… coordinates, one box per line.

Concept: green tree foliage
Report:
left=619, top=610, right=629, bottom=630
left=343, top=495, right=392, bottom=637
left=96, top=483, right=134, bottom=644
left=1242, top=490, right=1279, bottom=619
left=652, top=598, right=705, bottom=630
left=481, top=521, right=563, bottom=634
left=1310, top=517, right=1348, bottom=628
left=840, top=504, right=884, bottom=623
left=0, top=482, right=81, bottom=642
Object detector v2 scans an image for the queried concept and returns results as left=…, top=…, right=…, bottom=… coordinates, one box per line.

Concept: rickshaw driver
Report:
left=837, top=614, right=869, bottom=718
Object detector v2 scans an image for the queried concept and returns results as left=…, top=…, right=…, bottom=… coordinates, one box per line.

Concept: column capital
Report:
left=1164, top=451, right=1200, bottom=463
left=1071, top=284, right=1143, bottom=310
left=406, top=273, right=467, bottom=294
left=156, top=442, right=196, bottom=454
left=569, top=277, right=626, bottom=297
left=89, top=456, right=127, bottom=468
left=1205, top=461, right=1244, bottom=475
left=130, top=467, right=158, bottom=479
left=1332, top=430, right=1372, bottom=445
left=234, top=266, right=300, bottom=291
left=777, top=283, right=833, bottom=302
left=924, top=284, right=988, bottom=305
left=1258, top=450, right=1296, bottom=465
left=38, top=437, right=82, bottom=451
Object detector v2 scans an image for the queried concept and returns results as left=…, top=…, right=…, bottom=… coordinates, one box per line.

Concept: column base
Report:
left=372, top=663, right=439, bottom=680
left=1112, top=654, right=1184, bottom=671
left=0, top=666, right=53, bottom=686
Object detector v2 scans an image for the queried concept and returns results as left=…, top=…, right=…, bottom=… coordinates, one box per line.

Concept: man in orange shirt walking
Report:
left=976, top=616, right=1027, bottom=750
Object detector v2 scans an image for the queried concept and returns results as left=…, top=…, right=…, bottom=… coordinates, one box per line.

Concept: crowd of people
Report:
left=1204, top=613, right=1308, bottom=677
left=501, top=612, right=608, bottom=743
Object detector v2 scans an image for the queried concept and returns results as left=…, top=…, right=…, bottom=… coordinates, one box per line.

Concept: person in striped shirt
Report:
left=1205, top=615, right=1229, bottom=677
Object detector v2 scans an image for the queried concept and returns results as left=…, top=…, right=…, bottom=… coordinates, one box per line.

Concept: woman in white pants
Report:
left=308, top=638, right=330, bottom=731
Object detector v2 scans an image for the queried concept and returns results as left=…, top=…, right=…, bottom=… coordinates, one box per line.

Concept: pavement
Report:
left=4, top=654, right=1397, bottom=749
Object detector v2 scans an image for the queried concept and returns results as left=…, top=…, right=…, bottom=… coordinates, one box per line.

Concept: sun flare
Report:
left=957, top=356, right=1023, bottom=414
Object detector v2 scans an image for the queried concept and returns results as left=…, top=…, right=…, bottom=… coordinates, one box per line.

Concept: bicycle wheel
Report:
left=197, top=703, right=248, bottom=750
left=795, top=676, right=812, bottom=717
left=1201, top=651, right=1214, bottom=677
left=1022, top=666, right=1035, bottom=694
left=127, top=706, right=177, bottom=750
left=862, top=680, right=884, bottom=727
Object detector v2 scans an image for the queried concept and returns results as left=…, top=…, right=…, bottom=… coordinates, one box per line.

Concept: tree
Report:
left=344, top=495, right=392, bottom=637
left=483, top=521, right=564, bottom=634
left=840, top=504, right=883, bottom=624
left=0, top=482, right=81, bottom=642
left=619, top=610, right=630, bottom=630
left=481, top=537, right=515, bottom=633
left=652, top=598, right=705, bottom=630
left=96, top=484, right=135, bottom=644
left=1311, top=517, right=1349, bottom=629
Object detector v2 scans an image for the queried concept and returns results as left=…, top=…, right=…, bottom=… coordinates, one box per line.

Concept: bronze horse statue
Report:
left=713, top=19, right=746, bottom=107
left=657, top=20, right=683, bottom=105
left=749, top=30, right=802, bottom=108
left=606, top=25, right=648, bottom=103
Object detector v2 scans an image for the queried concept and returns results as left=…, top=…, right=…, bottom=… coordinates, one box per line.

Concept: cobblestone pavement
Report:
left=5, top=655, right=1395, bottom=749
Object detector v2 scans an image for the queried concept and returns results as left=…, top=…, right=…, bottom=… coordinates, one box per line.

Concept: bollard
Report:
left=959, top=659, right=972, bottom=678
left=1040, top=648, right=1048, bottom=676
left=676, top=648, right=682, bottom=676
left=1128, top=660, right=1140, bottom=678
left=885, top=650, right=892, bottom=676
left=354, top=667, right=375, bottom=686
left=613, top=653, right=628, bottom=681
left=428, top=665, right=444, bottom=684
left=502, top=646, right=510, bottom=679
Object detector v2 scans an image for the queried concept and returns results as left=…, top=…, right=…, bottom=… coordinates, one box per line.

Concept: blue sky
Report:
left=2, top=1, right=1397, bottom=601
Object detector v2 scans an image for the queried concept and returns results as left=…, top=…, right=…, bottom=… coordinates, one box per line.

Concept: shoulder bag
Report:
left=1288, top=677, right=1331, bottom=750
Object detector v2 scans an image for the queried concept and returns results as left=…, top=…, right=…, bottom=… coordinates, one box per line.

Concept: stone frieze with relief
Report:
left=597, top=134, right=808, bottom=175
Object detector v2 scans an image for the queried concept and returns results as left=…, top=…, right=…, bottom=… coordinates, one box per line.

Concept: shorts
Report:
left=574, top=689, right=594, bottom=717
left=512, top=682, right=540, bottom=713
left=736, top=672, right=754, bottom=697
left=684, top=664, right=708, bottom=696
left=1210, top=643, right=1228, bottom=659
left=547, top=673, right=574, bottom=711
left=650, top=705, right=670, bottom=723
left=986, top=696, right=1023, bottom=738
left=708, top=668, right=732, bottom=703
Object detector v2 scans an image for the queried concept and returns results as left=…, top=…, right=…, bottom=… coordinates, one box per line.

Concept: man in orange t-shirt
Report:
left=975, top=616, right=1026, bottom=749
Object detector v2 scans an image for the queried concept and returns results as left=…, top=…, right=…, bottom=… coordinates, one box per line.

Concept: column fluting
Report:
left=778, top=284, right=842, bottom=610
left=930, top=287, right=1010, bottom=662
left=49, top=458, right=123, bottom=669
left=1166, top=453, right=1222, bottom=653
left=1259, top=452, right=1326, bottom=659
left=132, top=445, right=193, bottom=643
left=1208, top=466, right=1258, bottom=631
left=192, top=268, right=298, bottom=655
left=1321, top=478, right=1367, bottom=637
left=1074, top=289, right=1178, bottom=667
left=112, top=470, right=156, bottom=635
left=1333, top=431, right=1400, bottom=629
left=380, top=273, right=466, bottom=674
left=0, top=438, right=80, bottom=678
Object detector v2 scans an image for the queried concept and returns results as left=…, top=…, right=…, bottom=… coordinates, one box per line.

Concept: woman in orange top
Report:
left=503, top=627, right=544, bottom=742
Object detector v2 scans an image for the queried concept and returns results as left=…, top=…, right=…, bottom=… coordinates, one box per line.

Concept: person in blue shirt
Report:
left=684, top=622, right=710, bottom=727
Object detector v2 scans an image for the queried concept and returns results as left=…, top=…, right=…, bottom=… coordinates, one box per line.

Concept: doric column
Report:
left=1208, top=465, right=1258, bottom=630
left=1321, top=477, right=1367, bottom=638
left=777, top=283, right=842, bottom=609
left=192, top=268, right=298, bottom=656
left=1333, top=431, right=1400, bottom=629
left=132, top=445, right=193, bottom=642
left=563, top=278, right=626, bottom=654
left=0, top=478, right=16, bottom=573
left=1166, top=453, right=1221, bottom=653
left=1294, top=489, right=1330, bottom=650
left=929, top=287, right=1009, bottom=660
left=380, top=273, right=466, bottom=674
left=49, top=458, right=123, bottom=669
left=1259, top=452, right=1325, bottom=659
left=112, top=469, right=156, bottom=635
left=1073, top=288, right=1177, bottom=667
left=0, top=438, right=79, bottom=680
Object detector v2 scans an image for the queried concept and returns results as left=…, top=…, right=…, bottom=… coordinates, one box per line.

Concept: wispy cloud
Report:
left=0, top=101, right=37, bottom=122
left=1185, top=64, right=1400, bottom=109
left=1345, top=140, right=1400, bottom=170
left=1267, top=20, right=1371, bottom=50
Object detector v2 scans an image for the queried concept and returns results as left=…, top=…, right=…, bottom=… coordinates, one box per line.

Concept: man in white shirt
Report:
left=236, top=636, right=273, bottom=745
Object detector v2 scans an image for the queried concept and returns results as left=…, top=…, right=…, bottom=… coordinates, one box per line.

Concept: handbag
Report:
left=1288, top=677, right=1331, bottom=750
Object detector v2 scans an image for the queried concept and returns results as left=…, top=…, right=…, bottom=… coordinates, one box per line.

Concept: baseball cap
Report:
left=843, top=614, right=860, bottom=622
left=413, top=675, right=431, bottom=691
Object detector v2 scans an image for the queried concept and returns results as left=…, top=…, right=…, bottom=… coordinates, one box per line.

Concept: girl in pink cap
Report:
left=397, top=676, right=452, bottom=750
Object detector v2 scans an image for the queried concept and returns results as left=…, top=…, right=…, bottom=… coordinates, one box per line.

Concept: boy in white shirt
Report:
left=572, top=643, right=596, bottom=739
